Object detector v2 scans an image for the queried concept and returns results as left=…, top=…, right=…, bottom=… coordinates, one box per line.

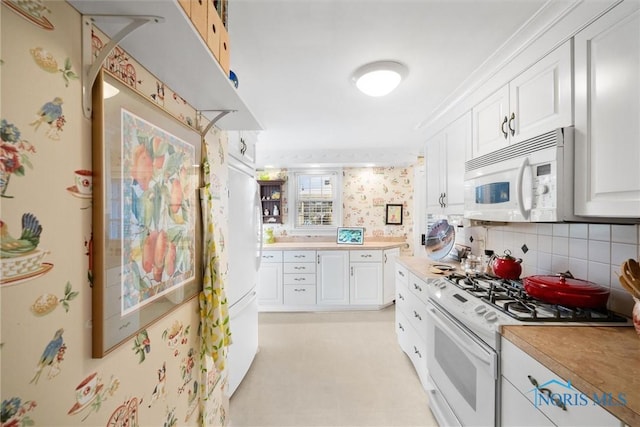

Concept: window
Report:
left=290, top=170, right=342, bottom=232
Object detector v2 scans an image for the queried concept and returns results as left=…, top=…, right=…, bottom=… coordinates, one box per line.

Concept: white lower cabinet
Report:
left=283, top=284, right=316, bottom=305
left=350, top=262, right=383, bottom=304
left=408, top=272, right=429, bottom=305
left=502, top=378, right=555, bottom=426
left=317, top=250, right=350, bottom=305
left=283, top=250, right=316, bottom=306
left=259, top=247, right=401, bottom=310
left=350, top=250, right=383, bottom=305
left=383, top=247, right=401, bottom=304
left=395, top=263, right=430, bottom=390
left=501, top=338, right=623, bottom=427
left=257, top=251, right=283, bottom=306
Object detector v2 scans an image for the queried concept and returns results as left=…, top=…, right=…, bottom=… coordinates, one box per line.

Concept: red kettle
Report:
left=491, top=249, right=522, bottom=280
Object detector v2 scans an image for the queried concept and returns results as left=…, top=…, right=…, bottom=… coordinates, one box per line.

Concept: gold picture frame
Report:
left=92, top=71, right=202, bottom=357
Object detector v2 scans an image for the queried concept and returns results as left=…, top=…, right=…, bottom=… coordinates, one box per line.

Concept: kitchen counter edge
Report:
left=263, top=242, right=405, bottom=250
left=501, top=325, right=640, bottom=426
left=395, top=255, right=462, bottom=280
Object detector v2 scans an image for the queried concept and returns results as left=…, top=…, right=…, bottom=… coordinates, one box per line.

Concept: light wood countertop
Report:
left=396, top=255, right=463, bottom=280
left=263, top=241, right=405, bottom=250
left=501, top=325, right=640, bottom=426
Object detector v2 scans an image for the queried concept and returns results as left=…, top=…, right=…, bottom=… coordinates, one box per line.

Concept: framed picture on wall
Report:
left=91, top=70, right=202, bottom=358
left=336, top=227, right=364, bottom=245
left=385, top=204, right=403, bottom=225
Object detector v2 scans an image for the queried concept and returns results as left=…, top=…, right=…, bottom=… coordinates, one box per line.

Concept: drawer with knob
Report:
left=284, top=285, right=316, bottom=305
left=350, top=250, right=382, bottom=262
left=283, top=250, right=316, bottom=263
left=261, top=251, right=283, bottom=263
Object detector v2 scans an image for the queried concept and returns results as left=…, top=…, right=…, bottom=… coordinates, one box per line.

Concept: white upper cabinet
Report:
left=574, top=1, right=640, bottom=218
left=472, top=85, right=511, bottom=157
left=472, top=40, right=572, bottom=159
left=228, top=131, right=257, bottom=166
left=425, top=111, right=471, bottom=215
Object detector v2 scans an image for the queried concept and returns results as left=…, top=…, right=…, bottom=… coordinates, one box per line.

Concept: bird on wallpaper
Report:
left=30, top=328, right=65, bottom=384
left=1, top=212, right=43, bottom=258
left=29, top=97, right=63, bottom=131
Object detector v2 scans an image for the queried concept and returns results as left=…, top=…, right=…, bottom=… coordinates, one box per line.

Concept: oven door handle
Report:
left=427, top=305, right=497, bottom=378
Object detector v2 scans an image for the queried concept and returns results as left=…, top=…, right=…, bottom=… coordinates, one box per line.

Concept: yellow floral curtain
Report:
left=198, top=155, right=232, bottom=372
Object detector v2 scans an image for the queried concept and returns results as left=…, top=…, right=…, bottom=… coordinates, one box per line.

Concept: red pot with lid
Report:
left=491, top=249, right=522, bottom=280
left=523, top=272, right=610, bottom=308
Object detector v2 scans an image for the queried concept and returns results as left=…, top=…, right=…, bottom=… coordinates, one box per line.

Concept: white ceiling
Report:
left=227, top=0, right=548, bottom=167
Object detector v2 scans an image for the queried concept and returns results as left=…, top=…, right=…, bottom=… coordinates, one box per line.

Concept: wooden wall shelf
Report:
left=258, top=180, right=285, bottom=224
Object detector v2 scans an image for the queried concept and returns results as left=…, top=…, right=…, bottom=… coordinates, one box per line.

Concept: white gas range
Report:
left=422, top=273, right=628, bottom=427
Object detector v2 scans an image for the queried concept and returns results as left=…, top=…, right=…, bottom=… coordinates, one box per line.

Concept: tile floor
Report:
left=229, top=305, right=438, bottom=426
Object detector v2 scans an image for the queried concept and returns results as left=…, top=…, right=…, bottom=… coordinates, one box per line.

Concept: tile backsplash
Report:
left=463, top=223, right=640, bottom=317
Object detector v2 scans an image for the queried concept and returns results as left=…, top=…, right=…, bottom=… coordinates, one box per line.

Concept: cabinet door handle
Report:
left=413, top=283, right=422, bottom=292
left=527, top=375, right=567, bottom=411
left=294, top=288, right=306, bottom=292
left=398, top=322, right=405, bottom=332
left=240, top=138, right=247, bottom=155
left=317, top=254, right=320, bottom=264
left=350, top=266, right=354, bottom=276
left=384, top=254, right=387, bottom=263
left=442, top=192, right=447, bottom=208
left=414, top=346, right=422, bottom=358
left=501, top=116, right=508, bottom=139
left=508, top=112, right=516, bottom=136
left=398, top=271, right=405, bottom=277
left=413, top=310, right=422, bottom=321
left=398, top=293, right=404, bottom=300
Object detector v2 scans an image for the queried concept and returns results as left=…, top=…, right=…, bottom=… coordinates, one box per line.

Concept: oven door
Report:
left=426, top=299, right=498, bottom=427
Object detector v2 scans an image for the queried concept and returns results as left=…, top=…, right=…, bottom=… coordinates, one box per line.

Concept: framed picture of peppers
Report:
left=91, top=71, right=202, bottom=357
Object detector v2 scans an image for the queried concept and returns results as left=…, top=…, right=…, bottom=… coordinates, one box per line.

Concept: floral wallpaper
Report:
left=1, top=2, right=229, bottom=426
left=257, top=166, right=416, bottom=255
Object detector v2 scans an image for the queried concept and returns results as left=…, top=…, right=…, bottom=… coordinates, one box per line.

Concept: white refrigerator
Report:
left=226, top=154, right=262, bottom=396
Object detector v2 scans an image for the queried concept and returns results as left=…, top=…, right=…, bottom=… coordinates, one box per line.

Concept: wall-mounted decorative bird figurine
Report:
left=30, top=328, right=65, bottom=384
left=1, top=213, right=43, bottom=258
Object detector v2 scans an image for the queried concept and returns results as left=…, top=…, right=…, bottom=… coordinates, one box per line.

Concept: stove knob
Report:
left=438, top=282, right=447, bottom=290
left=474, top=305, right=486, bottom=315
left=484, top=312, right=498, bottom=322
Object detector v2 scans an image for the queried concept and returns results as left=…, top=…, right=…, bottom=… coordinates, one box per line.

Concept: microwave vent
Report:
left=465, top=129, right=561, bottom=172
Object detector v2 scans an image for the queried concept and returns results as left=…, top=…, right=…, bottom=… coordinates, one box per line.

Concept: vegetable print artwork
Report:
left=122, top=109, right=196, bottom=315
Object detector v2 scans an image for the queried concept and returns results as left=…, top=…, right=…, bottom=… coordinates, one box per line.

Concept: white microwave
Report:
left=463, top=127, right=575, bottom=222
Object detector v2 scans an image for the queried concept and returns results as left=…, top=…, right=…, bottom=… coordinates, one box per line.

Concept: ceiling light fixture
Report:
left=351, top=61, right=408, bottom=97
left=103, top=82, right=120, bottom=99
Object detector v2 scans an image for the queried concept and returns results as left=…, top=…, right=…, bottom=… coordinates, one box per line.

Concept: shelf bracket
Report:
left=197, top=110, right=237, bottom=137
left=82, top=14, right=164, bottom=118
